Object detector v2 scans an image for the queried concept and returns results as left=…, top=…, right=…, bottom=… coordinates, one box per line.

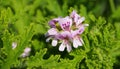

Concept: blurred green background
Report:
left=0, top=0, right=120, bottom=69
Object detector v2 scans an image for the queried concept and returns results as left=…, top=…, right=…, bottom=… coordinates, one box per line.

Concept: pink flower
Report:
left=46, top=10, right=88, bottom=52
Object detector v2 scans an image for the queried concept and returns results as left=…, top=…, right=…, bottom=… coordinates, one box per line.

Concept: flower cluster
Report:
left=46, top=10, right=88, bottom=52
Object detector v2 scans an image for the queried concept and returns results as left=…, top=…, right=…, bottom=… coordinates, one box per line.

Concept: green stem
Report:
left=109, top=0, right=115, bottom=13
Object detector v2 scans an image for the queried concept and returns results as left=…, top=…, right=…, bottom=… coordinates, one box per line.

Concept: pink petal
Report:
left=73, top=38, right=79, bottom=48
left=77, top=39, right=82, bottom=46
left=71, top=30, right=77, bottom=37
left=71, top=26, right=84, bottom=37
left=52, top=39, right=58, bottom=46
left=60, top=31, right=72, bottom=39
left=73, top=36, right=83, bottom=48
left=66, top=44, right=72, bottom=52
left=76, top=17, right=85, bottom=26
left=77, top=26, right=85, bottom=34
left=48, top=28, right=58, bottom=35
left=59, top=42, right=65, bottom=51
left=76, top=36, right=82, bottom=46
left=70, top=10, right=77, bottom=18
left=70, top=11, right=81, bottom=23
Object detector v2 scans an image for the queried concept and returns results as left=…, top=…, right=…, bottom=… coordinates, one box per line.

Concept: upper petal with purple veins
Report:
left=59, top=16, right=72, bottom=31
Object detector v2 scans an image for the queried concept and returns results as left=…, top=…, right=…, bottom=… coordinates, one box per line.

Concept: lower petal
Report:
left=73, top=38, right=79, bottom=48
left=77, top=39, right=82, bottom=46
left=66, top=44, right=72, bottom=52
left=52, top=39, right=58, bottom=46
left=59, top=42, right=65, bottom=51
left=77, top=37, right=82, bottom=46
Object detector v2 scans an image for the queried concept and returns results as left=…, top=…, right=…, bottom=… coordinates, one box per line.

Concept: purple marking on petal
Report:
left=75, top=26, right=85, bottom=35
left=59, top=17, right=72, bottom=31
left=78, top=28, right=84, bottom=34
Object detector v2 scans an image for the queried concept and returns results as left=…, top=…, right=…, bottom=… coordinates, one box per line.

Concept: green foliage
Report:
left=0, top=0, right=120, bottom=69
